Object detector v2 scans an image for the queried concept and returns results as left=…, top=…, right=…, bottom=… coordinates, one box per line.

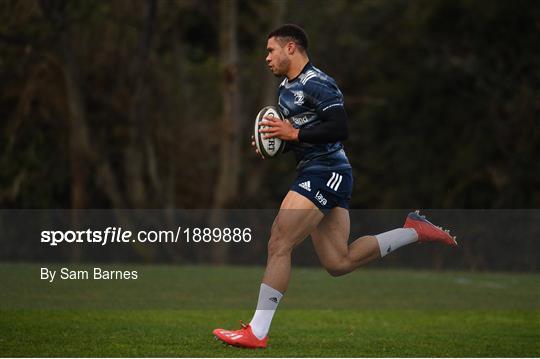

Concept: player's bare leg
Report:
left=311, top=207, right=381, bottom=277
left=213, top=191, right=323, bottom=348
left=262, top=190, right=324, bottom=292
left=312, top=208, right=457, bottom=277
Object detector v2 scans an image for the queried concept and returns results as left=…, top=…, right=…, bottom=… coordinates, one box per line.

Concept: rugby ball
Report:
left=254, top=106, right=286, bottom=158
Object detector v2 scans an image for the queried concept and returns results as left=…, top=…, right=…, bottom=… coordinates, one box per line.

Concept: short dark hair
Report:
left=268, top=24, right=308, bottom=51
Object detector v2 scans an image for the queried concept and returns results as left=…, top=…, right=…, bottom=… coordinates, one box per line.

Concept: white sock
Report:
left=249, top=283, right=283, bottom=340
left=375, top=228, right=418, bottom=257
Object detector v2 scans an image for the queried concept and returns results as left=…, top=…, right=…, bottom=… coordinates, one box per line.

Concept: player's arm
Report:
left=297, top=104, right=348, bottom=143
left=258, top=105, right=348, bottom=143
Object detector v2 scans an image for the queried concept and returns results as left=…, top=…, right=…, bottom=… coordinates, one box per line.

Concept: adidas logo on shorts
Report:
left=299, top=181, right=311, bottom=192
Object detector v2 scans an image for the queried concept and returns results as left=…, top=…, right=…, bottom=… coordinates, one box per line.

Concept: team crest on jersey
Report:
left=293, top=91, right=304, bottom=106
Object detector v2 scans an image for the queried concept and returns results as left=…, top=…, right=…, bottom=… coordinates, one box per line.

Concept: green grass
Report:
left=1, top=263, right=539, bottom=357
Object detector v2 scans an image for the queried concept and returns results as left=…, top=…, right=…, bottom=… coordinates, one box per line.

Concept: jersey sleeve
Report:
left=298, top=76, right=348, bottom=144
left=304, top=77, right=344, bottom=114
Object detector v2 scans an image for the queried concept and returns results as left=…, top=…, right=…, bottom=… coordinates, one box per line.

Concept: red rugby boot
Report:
left=404, top=210, right=458, bottom=246
left=213, top=322, right=267, bottom=349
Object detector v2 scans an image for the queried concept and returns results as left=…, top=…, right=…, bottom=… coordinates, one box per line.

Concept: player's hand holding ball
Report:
left=253, top=106, right=297, bottom=159
left=259, top=116, right=298, bottom=142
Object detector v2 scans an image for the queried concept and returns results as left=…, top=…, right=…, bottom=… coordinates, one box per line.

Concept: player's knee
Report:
left=323, top=259, right=351, bottom=277
left=325, top=266, right=348, bottom=277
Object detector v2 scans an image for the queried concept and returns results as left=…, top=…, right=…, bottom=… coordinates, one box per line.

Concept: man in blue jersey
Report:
left=213, top=24, right=456, bottom=349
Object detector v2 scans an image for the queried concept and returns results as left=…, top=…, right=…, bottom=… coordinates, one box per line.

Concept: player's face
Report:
left=266, top=37, right=290, bottom=77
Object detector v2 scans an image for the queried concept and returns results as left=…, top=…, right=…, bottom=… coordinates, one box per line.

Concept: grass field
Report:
left=1, top=263, right=539, bottom=357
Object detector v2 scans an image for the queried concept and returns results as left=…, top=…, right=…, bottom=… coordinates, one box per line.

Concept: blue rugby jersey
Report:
left=278, top=62, right=351, bottom=172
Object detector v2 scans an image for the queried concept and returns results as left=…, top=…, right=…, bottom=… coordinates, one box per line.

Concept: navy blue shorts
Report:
left=291, top=168, right=353, bottom=213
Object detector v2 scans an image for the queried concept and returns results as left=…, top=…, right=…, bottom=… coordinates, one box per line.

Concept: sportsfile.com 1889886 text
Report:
left=40, top=227, right=253, bottom=246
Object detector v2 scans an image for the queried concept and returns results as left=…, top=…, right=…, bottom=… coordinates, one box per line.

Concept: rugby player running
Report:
left=213, top=24, right=457, bottom=349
